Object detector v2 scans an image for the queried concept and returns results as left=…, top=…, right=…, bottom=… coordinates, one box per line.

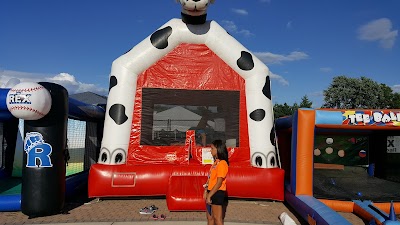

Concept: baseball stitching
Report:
left=10, top=86, right=44, bottom=93
left=9, top=106, right=46, bottom=117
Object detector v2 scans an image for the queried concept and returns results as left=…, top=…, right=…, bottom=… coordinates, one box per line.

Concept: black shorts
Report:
left=208, top=190, right=228, bottom=205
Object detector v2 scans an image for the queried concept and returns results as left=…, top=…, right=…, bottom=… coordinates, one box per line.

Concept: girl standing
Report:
left=204, top=140, right=229, bottom=225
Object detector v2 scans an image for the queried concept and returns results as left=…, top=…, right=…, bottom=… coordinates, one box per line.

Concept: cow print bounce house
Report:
left=88, top=0, right=284, bottom=210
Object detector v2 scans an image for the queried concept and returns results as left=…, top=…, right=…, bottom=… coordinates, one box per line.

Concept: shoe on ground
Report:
left=139, top=207, right=155, bottom=215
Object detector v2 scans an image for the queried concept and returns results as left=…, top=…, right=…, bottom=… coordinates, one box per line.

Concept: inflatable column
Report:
left=20, top=82, right=68, bottom=217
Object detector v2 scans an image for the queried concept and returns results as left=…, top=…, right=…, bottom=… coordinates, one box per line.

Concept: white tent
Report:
left=153, top=106, right=214, bottom=132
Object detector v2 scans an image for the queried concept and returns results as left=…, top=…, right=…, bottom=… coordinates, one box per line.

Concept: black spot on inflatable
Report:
left=109, top=104, right=128, bottom=125
left=263, top=76, right=272, bottom=100
left=237, top=51, right=254, bottom=71
left=270, top=126, right=276, bottom=146
left=270, top=156, right=276, bottom=167
left=255, top=156, right=263, bottom=167
left=115, top=153, right=123, bottom=164
left=150, top=26, right=173, bottom=49
left=101, top=152, right=108, bottom=162
left=266, top=152, right=277, bottom=168
left=250, top=109, right=265, bottom=121
left=109, top=76, right=117, bottom=91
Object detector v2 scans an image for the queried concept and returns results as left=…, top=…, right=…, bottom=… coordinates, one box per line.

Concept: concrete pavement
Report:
left=25, top=222, right=277, bottom=225
left=1, top=197, right=367, bottom=225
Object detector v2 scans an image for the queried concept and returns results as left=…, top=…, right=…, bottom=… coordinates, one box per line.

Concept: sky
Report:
left=1, top=0, right=399, bottom=108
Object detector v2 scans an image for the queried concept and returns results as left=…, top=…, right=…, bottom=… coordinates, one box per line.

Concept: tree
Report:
left=273, top=95, right=313, bottom=118
left=273, top=103, right=293, bottom=118
left=379, top=83, right=394, bottom=108
left=322, top=76, right=397, bottom=109
left=299, top=95, right=313, bottom=108
left=390, top=92, right=400, bottom=108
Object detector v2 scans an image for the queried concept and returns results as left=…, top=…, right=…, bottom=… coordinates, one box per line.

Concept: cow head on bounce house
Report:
left=177, top=0, right=215, bottom=24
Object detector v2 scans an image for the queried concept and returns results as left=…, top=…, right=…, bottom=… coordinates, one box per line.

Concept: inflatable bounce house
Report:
left=0, top=81, right=105, bottom=216
left=277, top=108, right=400, bottom=225
left=88, top=0, right=284, bottom=210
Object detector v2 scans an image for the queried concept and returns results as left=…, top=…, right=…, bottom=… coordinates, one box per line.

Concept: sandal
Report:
left=160, top=214, right=166, bottom=220
left=152, top=214, right=158, bottom=220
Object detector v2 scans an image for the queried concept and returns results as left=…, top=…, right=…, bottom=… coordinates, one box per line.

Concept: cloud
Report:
left=357, top=18, right=398, bottom=49
left=0, top=70, right=108, bottom=96
left=48, top=73, right=108, bottom=95
left=320, top=67, right=332, bottom=73
left=220, top=20, right=254, bottom=37
left=253, top=51, right=309, bottom=64
left=231, top=8, right=248, bottom=16
left=305, top=91, right=324, bottom=108
left=269, top=71, right=289, bottom=86
left=393, top=85, right=400, bottom=93
left=309, top=91, right=324, bottom=97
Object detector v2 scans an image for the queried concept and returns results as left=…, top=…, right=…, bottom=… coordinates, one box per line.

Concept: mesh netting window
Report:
left=66, top=119, right=86, bottom=176
left=66, top=119, right=101, bottom=175
left=140, top=88, right=240, bottom=147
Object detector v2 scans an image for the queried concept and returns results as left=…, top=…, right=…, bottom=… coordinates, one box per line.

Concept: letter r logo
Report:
left=24, top=132, right=53, bottom=168
left=26, top=143, right=53, bottom=167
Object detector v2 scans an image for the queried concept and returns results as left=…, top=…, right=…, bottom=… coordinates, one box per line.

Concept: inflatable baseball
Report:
left=6, top=82, right=52, bottom=120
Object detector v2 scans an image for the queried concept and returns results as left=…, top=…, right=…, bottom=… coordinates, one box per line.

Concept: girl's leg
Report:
left=211, top=204, right=224, bottom=225
left=206, top=209, right=214, bottom=225
left=222, top=202, right=228, bottom=221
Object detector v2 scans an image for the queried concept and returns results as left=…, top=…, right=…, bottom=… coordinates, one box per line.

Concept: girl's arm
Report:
left=206, top=177, right=224, bottom=203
